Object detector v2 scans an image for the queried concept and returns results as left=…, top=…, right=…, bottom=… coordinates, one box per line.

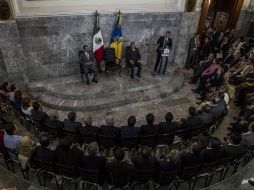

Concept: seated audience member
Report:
left=198, top=131, right=212, bottom=150
left=210, top=97, right=227, bottom=120
left=223, top=132, right=246, bottom=157
left=21, top=97, right=33, bottom=116
left=79, top=45, right=98, bottom=85
left=106, top=147, right=134, bottom=186
left=121, top=116, right=140, bottom=137
left=157, top=149, right=181, bottom=172
left=197, top=105, right=214, bottom=126
left=201, top=137, right=225, bottom=163
left=232, top=37, right=244, bottom=53
left=181, top=107, right=202, bottom=130
left=181, top=142, right=203, bottom=167
left=1, top=82, right=10, bottom=96
left=79, top=114, right=99, bottom=137
left=80, top=142, right=106, bottom=184
left=141, top=113, right=158, bottom=136
left=159, top=112, right=178, bottom=134
left=7, top=84, right=16, bottom=102
left=126, top=42, right=142, bottom=79
left=44, top=111, right=63, bottom=137
left=63, top=111, right=82, bottom=132
left=31, top=101, right=49, bottom=126
left=132, top=146, right=157, bottom=170
left=18, top=136, right=34, bottom=169
left=14, top=90, right=23, bottom=111
left=55, top=137, right=83, bottom=167
left=228, top=117, right=249, bottom=134
left=3, top=124, right=22, bottom=154
left=31, top=133, right=55, bottom=162
left=241, top=124, right=254, bottom=148
left=99, top=116, right=120, bottom=137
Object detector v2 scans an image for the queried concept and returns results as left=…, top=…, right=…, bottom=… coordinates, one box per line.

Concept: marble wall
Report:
left=0, top=12, right=187, bottom=80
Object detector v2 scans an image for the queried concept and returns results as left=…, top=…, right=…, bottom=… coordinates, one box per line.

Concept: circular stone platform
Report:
left=27, top=68, right=184, bottom=112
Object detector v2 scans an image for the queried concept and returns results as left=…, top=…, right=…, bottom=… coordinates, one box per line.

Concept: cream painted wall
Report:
left=12, top=0, right=189, bottom=17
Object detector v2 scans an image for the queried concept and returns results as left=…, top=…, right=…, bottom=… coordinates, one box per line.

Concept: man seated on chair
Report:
left=126, top=42, right=142, bottom=79
left=79, top=45, right=98, bottom=85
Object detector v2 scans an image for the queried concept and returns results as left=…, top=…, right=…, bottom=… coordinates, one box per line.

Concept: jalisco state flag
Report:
left=93, top=12, right=104, bottom=64
left=110, top=11, right=123, bottom=60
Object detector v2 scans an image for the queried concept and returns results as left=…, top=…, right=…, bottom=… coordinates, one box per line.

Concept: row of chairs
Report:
left=5, top=148, right=252, bottom=190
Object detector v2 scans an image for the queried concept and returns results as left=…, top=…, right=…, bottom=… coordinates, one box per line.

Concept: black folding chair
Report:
left=104, top=48, right=122, bottom=77
left=5, top=150, right=29, bottom=180
left=120, top=136, right=139, bottom=151
left=176, top=164, right=201, bottom=190
left=55, top=163, right=79, bottom=190
left=34, top=158, right=60, bottom=189
left=98, top=135, right=117, bottom=157
left=79, top=168, right=102, bottom=190
left=140, top=135, right=157, bottom=149
left=133, top=169, right=155, bottom=190
left=62, top=129, right=81, bottom=144
left=108, top=170, right=131, bottom=189
left=152, top=170, right=181, bottom=190
left=157, top=133, right=175, bottom=154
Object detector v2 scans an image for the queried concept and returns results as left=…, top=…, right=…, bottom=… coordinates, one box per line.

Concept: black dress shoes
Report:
left=137, top=74, right=141, bottom=78
left=87, top=80, right=90, bottom=85
left=93, top=79, right=98, bottom=83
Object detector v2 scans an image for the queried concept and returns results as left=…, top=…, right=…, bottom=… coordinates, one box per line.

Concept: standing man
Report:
left=79, top=45, right=98, bottom=85
left=126, top=42, right=142, bottom=79
left=154, top=31, right=172, bottom=72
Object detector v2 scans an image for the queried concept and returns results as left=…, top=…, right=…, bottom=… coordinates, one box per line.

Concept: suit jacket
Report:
left=31, top=110, right=49, bottom=125
left=158, top=121, right=177, bottom=134
left=210, top=100, right=226, bottom=120
left=120, top=126, right=140, bottom=137
left=140, top=124, right=158, bottom=136
left=181, top=115, right=202, bottom=130
left=201, top=148, right=225, bottom=163
left=181, top=151, right=203, bottom=167
left=197, top=112, right=214, bottom=126
left=126, top=47, right=141, bottom=63
left=222, top=144, right=246, bottom=157
left=156, top=36, right=172, bottom=53
left=157, top=160, right=181, bottom=172
left=44, top=118, right=63, bottom=130
left=63, top=119, right=82, bottom=132
left=99, top=125, right=120, bottom=137
left=105, top=160, right=134, bottom=185
left=80, top=155, right=106, bottom=170
left=79, top=51, right=95, bottom=65
left=242, top=133, right=254, bottom=147
left=79, top=125, right=99, bottom=136
left=132, top=155, right=157, bottom=170
left=55, top=146, right=83, bottom=167
left=31, top=146, right=55, bottom=163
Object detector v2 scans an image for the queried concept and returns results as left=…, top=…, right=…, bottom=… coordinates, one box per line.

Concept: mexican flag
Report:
left=93, top=13, right=104, bottom=64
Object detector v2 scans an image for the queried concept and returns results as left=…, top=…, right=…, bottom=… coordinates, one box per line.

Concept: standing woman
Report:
left=185, top=33, right=201, bottom=69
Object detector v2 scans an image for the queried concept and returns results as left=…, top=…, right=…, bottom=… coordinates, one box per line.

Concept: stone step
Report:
left=28, top=71, right=184, bottom=111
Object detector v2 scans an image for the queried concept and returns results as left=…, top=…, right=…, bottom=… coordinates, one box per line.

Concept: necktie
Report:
left=86, top=53, right=89, bottom=61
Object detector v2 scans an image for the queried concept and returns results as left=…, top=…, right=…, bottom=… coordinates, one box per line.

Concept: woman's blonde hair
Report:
left=168, top=149, right=180, bottom=163
left=20, top=136, right=33, bottom=157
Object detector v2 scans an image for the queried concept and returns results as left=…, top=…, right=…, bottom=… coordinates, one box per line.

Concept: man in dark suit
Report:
left=201, top=137, right=225, bottom=163
left=181, top=142, right=203, bottom=167
left=197, top=105, right=214, bottom=126
left=99, top=116, right=120, bottom=137
left=63, top=111, right=82, bottom=132
left=121, top=116, right=140, bottom=137
left=31, top=133, right=55, bottom=163
left=79, top=115, right=99, bottom=137
left=132, top=146, right=157, bottom=170
left=126, top=42, right=142, bottom=79
left=31, top=101, right=49, bottom=127
left=55, top=137, right=83, bottom=167
left=141, top=113, right=158, bottom=136
left=223, top=133, right=246, bottom=157
left=181, top=107, right=202, bottom=130
left=154, top=31, right=172, bottom=72
left=44, top=111, right=63, bottom=137
left=79, top=45, right=98, bottom=85
left=80, top=142, right=106, bottom=185
left=210, top=98, right=227, bottom=120
left=159, top=112, right=178, bottom=134
left=106, top=148, right=134, bottom=186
